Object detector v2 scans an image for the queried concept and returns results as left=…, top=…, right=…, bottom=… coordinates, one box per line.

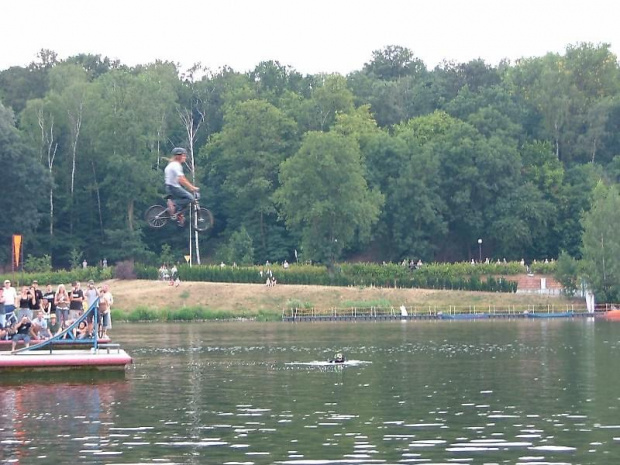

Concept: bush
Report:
left=24, top=254, right=52, bottom=273
left=1, top=267, right=116, bottom=288
left=129, top=261, right=521, bottom=293
left=114, top=261, right=136, bottom=280
left=554, top=252, right=579, bottom=296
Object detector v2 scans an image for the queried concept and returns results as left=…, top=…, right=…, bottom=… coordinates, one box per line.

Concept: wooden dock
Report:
left=282, top=304, right=592, bottom=322
left=0, top=348, right=132, bottom=372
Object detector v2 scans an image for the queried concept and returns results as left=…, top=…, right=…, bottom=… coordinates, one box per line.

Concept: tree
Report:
left=581, top=182, right=620, bottom=302
left=0, top=49, right=56, bottom=114
left=0, top=102, right=48, bottom=262
left=219, top=226, right=255, bottom=265
left=20, top=97, right=59, bottom=238
left=275, top=131, right=383, bottom=266
left=554, top=251, right=579, bottom=296
left=393, top=111, right=522, bottom=260
left=555, top=164, right=601, bottom=258
left=207, top=99, right=298, bottom=261
left=49, top=64, right=90, bottom=235
left=362, top=45, right=426, bottom=81
left=295, top=74, right=355, bottom=131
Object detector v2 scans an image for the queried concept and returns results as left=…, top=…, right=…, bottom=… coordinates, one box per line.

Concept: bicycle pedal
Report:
left=170, top=214, right=177, bottom=220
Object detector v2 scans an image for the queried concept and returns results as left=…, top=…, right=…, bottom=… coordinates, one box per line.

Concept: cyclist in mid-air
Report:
left=164, top=147, right=199, bottom=226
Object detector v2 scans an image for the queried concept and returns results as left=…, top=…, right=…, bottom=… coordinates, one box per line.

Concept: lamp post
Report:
left=478, top=238, right=482, bottom=263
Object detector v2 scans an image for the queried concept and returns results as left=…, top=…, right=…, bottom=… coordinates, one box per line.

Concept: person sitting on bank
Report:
left=32, top=310, right=51, bottom=340
left=75, top=320, right=90, bottom=340
left=48, top=313, right=62, bottom=337
left=11, top=316, right=32, bottom=351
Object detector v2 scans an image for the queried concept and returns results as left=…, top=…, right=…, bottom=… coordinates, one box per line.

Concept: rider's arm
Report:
left=179, top=175, right=199, bottom=192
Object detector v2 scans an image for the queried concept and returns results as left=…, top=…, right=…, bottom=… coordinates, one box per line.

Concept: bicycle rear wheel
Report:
left=145, top=205, right=170, bottom=228
left=194, top=207, right=214, bottom=232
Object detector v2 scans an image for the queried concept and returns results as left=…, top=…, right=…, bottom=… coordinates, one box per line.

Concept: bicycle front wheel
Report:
left=194, top=207, right=214, bottom=232
left=145, top=205, right=169, bottom=228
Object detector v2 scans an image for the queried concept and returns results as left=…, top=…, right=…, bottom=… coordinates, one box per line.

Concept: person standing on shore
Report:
left=0, top=287, right=4, bottom=328
left=18, top=286, right=34, bottom=320
left=43, top=284, right=56, bottom=316
left=3, top=280, right=17, bottom=326
left=85, top=280, right=98, bottom=323
left=69, top=282, right=84, bottom=320
left=28, top=280, right=43, bottom=315
left=102, top=284, right=114, bottom=335
left=54, top=284, right=70, bottom=327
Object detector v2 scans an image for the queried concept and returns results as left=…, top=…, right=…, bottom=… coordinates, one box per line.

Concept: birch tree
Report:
left=20, top=99, right=58, bottom=237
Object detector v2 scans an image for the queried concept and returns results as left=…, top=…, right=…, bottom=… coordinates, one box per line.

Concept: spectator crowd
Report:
left=0, top=279, right=114, bottom=352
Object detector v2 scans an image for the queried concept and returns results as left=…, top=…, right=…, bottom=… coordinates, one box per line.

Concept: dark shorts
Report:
left=12, top=333, right=30, bottom=344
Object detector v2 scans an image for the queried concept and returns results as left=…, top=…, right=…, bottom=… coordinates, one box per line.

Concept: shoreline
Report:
left=109, top=278, right=581, bottom=317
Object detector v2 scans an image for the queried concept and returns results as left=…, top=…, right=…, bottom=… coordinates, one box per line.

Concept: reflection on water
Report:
left=1, top=319, right=620, bottom=464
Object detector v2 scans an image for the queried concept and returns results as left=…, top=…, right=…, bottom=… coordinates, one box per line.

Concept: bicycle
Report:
left=145, top=191, right=214, bottom=232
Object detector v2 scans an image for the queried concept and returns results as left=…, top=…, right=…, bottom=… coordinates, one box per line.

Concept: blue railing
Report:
left=14, top=298, right=101, bottom=354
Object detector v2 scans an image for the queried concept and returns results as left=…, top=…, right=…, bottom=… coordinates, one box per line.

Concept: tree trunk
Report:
left=179, top=106, right=206, bottom=265
left=68, top=102, right=83, bottom=236
left=127, top=200, right=134, bottom=231
left=91, top=160, right=104, bottom=239
left=37, top=109, right=57, bottom=237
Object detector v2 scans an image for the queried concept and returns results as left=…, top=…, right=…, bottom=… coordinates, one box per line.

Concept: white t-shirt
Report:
left=164, top=161, right=184, bottom=187
left=3, top=286, right=17, bottom=306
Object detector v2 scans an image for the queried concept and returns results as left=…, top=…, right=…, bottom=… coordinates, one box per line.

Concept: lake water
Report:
left=1, top=319, right=620, bottom=464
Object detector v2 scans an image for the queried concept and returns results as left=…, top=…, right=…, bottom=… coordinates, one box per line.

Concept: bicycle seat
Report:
left=163, top=194, right=173, bottom=200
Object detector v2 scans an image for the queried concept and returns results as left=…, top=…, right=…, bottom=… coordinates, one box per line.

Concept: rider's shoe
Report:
left=177, top=213, right=185, bottom=227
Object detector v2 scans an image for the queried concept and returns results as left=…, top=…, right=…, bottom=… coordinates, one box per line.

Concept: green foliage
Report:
left=69, top=249, right=83, bottom=270
left=24, top=254, right=52, bottom=273
left=159, top=244, right=174, bottom=266
left=0, top=103, right=48, bottom=264
left=554, top=251, right=579, bottom=296
left=286, top=299, right=314, bottom=310
left=217, top=226, right=255, bottom=266
left=0, top=266, right=114, bottom=288
left=207, top=99, right=297, bottom=262
left=580, top=182, right=620, bottom=302
left=530, top=261, right=557, bottom=275
left=275, top=131, right=383, bottom=266
left=134, top=261, right=519, bottom=292
left=118, top=305, right=279, bottom=322
left=3, top=43, right=620, bottom=271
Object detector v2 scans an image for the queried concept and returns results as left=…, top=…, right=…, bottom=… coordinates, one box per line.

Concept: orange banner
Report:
left=12, top=234, right=22, bottom=269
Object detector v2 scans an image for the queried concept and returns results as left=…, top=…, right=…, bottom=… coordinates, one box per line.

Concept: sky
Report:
left=3, top=0, right=620, bottom=75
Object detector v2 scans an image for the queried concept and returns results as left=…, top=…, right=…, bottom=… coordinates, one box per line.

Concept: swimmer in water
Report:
left=329, top=352, right=346, bottom=364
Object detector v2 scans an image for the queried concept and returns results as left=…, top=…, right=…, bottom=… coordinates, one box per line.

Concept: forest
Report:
left=0, top=43, right=619, bottom=277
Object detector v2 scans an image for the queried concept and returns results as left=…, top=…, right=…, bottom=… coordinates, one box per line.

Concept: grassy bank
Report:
left=109, top=278, right=582, bottom=322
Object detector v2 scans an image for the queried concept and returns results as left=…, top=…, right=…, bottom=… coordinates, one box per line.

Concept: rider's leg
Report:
left=173, top=187, right=194, bottom=214
left=165, top=185, right=177, bottom=216
left=167, top=198, right=176, bottom=216
left=167, top=185, right=193, bottom=223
